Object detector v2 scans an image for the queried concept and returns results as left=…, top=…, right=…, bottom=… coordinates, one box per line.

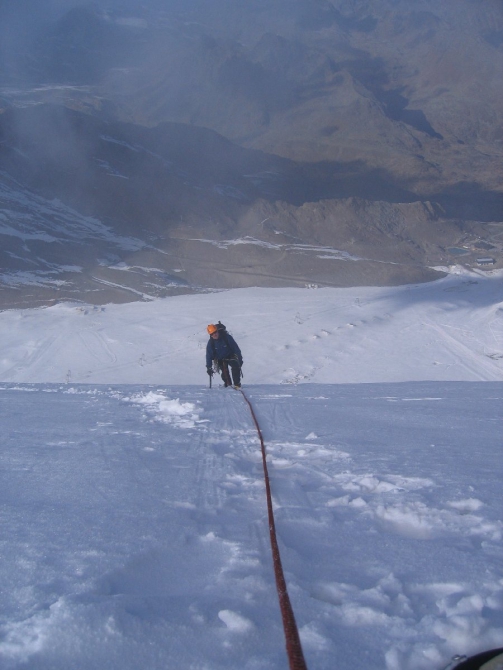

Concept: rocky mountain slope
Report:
left=0, top=0, right=502, bottom=307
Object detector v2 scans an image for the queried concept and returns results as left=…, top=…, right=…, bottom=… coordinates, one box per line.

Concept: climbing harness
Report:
left=238, top=388, right=308, bottom=670
left=210, top=357, right=242, bottom=388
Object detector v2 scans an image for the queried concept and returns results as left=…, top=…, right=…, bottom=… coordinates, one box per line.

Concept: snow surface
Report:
left=0, top=267, right=502, bottom=670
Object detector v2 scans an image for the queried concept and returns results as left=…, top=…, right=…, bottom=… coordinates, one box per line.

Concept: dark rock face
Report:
left=0, top=0, right=502, bottom=307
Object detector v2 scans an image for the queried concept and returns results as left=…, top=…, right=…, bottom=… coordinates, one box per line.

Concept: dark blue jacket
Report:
left=206, top=332, right=242, bottom=368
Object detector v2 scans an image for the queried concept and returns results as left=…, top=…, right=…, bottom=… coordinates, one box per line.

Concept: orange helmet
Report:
left=207, top=324, right=218, bottom=335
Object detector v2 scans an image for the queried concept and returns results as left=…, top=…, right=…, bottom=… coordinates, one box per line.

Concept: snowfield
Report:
left=0, top=267, right=502, bottom=670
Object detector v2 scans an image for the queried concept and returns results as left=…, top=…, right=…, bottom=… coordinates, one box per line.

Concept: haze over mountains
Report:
left=1, top=0, right=502, bottom=307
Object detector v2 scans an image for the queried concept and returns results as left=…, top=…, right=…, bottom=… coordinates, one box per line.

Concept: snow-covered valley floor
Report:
left=0, top=268, right=502, bottom=670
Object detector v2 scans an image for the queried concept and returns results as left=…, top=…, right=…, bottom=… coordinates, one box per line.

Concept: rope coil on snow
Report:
left=239, top=389, right=308, bottom=670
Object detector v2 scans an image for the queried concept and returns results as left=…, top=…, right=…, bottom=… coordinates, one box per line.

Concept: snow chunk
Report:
left=447, top=498, right=485, bottom=513
left=299, top=622, right=332, bottom=651
left=126, top=392, right=200, bottom=428
left=218, top=610, right=254, bottom=633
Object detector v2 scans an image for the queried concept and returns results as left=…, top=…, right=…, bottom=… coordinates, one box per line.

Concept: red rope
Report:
left=239, top=389, right=308, bottom=670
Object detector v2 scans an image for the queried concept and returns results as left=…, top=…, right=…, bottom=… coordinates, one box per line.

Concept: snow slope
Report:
left=0, top=267, right=502, bottom=385
left=0, top=267, right=502, bottom=670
